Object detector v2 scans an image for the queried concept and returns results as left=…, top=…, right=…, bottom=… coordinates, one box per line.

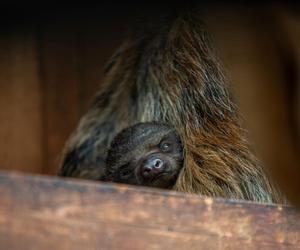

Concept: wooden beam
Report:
left=37, top=18, right=124, bottom=175
left=0, top=31, right=43, bottom=174
left=0, top=170, right=299, bottom=250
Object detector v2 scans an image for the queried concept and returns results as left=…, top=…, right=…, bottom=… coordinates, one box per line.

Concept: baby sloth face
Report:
left=105, top=122, right=184, bottom=189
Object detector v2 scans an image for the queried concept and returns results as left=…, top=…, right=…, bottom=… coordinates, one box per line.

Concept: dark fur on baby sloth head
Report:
left=105, top=122, right=184, bottom=189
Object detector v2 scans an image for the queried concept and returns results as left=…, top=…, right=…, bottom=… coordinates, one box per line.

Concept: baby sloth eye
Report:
left=160, top=141, right=172, bottom=152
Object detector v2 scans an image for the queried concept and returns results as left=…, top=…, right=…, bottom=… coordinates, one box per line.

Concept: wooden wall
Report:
left=0, top=6, right=127, bottom=175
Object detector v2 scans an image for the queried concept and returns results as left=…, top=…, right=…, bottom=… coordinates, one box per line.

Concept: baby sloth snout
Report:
left=141, top=156, right=165, bottom=179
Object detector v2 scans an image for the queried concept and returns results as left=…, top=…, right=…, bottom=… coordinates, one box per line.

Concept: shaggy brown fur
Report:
left=58, top=11, right=285, bottom=203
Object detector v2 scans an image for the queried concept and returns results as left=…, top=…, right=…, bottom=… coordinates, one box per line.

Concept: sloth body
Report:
left=59, top=10, right=284, bottom=203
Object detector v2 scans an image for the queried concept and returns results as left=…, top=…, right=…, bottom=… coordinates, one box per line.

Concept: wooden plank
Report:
left=0, top=170, right=299, bottom=250
left=38, top=18, right=124, bottom=175
left=38, top=24, right=83, bottom=175
left=0, top=31, right=43, bottom=173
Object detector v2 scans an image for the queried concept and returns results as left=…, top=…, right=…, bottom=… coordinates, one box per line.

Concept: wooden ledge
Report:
left=0, top=170, right=299, bottom=249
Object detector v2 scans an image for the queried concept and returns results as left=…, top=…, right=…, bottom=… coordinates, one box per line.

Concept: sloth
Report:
left=58, top=10, right=285, bottom=203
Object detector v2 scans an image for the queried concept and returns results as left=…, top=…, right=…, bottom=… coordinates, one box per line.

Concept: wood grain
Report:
left=0, top=5, right=127, bottom=175
left=0, top=170, right=299, bottom=250
left=38, top=19, right=123, bottom=175
left=38, top=24, right=83, bottom=175
left=0, top=31, right=43, bottom=173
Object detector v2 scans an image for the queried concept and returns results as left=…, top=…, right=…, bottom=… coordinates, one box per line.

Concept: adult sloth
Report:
left=58, top=10, right=284, bottom=204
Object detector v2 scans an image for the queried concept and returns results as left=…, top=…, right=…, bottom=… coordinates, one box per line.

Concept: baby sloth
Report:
left=104, top=122, right=184, bottom=189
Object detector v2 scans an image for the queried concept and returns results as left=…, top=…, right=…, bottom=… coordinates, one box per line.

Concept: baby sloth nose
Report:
left=141, top=157, right=164, bottom=179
